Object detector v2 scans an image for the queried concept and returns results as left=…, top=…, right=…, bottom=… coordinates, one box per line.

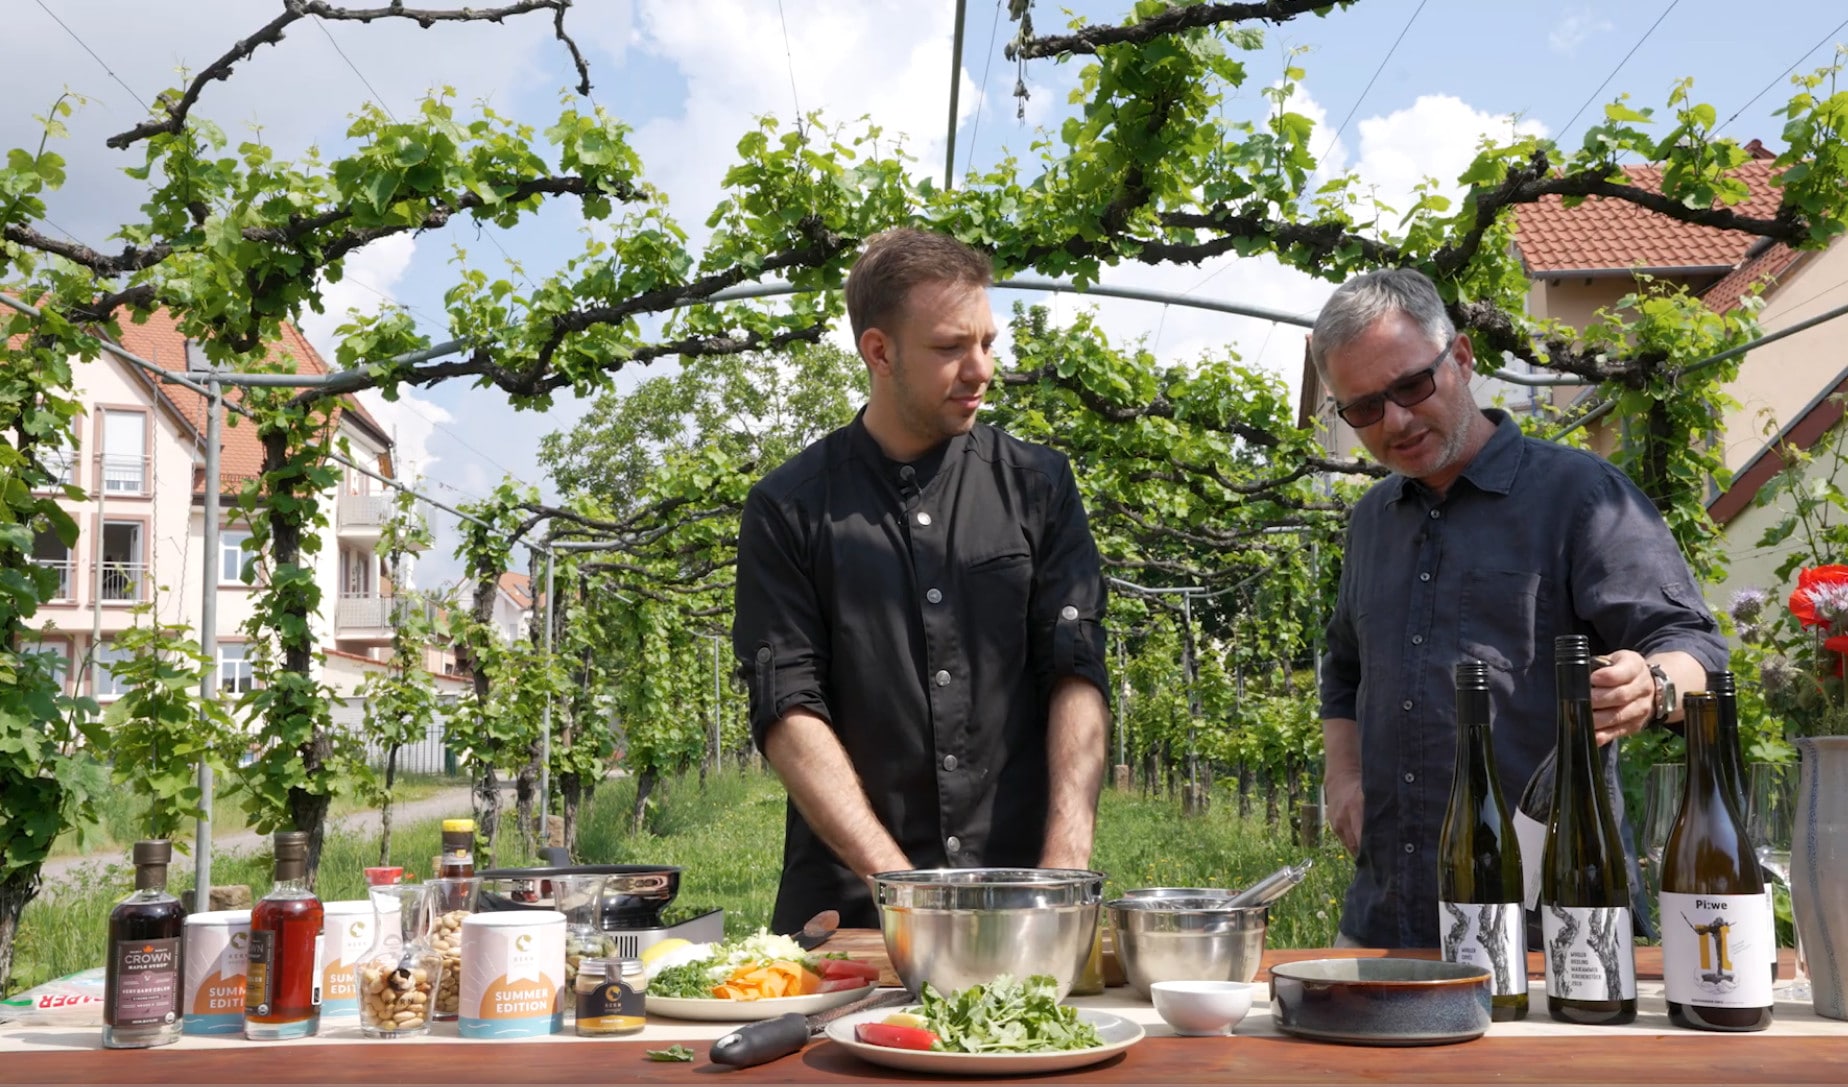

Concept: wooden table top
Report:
left=9, top=936, right=1841, bottom=1085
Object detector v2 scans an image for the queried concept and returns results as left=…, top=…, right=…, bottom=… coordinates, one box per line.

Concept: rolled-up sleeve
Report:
left=1571, top=470, right=1728, bottom=671
left=1028, top=459, right=1110, bottom=703
left=1319, top=524, right=1361, bottom=721
left=732, top=486, right=832, bottom=749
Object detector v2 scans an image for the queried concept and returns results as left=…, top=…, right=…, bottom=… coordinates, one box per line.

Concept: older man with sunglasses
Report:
left=1311, top=268, right=1726, bottom=951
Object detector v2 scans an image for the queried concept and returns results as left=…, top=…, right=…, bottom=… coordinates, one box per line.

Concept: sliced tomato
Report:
left=855, top=1022, right=939, bottom=1051
left=819, top=976, right=870, bottom=992
left=818, top=957, right=881, bottom=981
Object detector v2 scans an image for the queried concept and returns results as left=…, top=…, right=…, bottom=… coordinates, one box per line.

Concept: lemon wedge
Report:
left=641, top=937, right=692, bottom=967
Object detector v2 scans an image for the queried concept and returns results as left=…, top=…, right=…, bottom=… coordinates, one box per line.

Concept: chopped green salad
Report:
left=911, top=974, right=1102, bottom=1054
left=647, top=930, right=814, bottom=999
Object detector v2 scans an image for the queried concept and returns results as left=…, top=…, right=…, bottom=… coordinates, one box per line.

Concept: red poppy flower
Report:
left=1789, top=565, right=1848, bottom=628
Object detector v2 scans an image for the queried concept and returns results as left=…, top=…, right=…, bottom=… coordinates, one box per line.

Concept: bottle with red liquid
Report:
left=244, top=831, right=324, bottom=1040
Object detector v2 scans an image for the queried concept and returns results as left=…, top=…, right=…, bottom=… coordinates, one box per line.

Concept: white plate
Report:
left=825, top=1007, right=1144, bottom=1076
left=647, top=984, right=872, bottom=1021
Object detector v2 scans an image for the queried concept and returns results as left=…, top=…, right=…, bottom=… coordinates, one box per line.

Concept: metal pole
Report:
left=1182, top=590, right=1200, bottom=798
left=89, top=411, right=107, bottom=696
left=1114, top=632, right=1129, bottom=772
left=538, top=547, right=555, bottom=844
left=945, top=0, right=968, bottom=190
left=711, top=635, right=722, bottom=771
left=194, top=380, right=224, bottom=905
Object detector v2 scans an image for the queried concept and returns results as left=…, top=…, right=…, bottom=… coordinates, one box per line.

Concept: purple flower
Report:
left=1729, top=587, right=1769, bottom=626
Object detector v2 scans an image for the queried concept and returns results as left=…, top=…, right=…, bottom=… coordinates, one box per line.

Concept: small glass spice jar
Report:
left=574, top=958, right=646, bottom=1037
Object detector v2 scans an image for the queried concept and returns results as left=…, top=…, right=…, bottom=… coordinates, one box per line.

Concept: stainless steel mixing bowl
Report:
left=1107, top=896, right=1268, bottom=997
left=875, top=868, right=1104, bottom=1000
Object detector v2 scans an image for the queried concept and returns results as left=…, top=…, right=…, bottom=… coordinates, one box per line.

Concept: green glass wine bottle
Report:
left=1539, top=635, right=1636, bottom=1025
left=1661, top=690, right=1774, bottom=1031
left=1438, top=659, right=1528, bottom=1020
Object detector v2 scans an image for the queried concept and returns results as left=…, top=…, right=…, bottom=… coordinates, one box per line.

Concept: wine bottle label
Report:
left=1512, top=811, right=1546, bottom=909
left=1437, top=901, right=1527, bottom=997
left=1661, top=892, right=1774, bottom=1008
left=108, top=936, right=181, bottom=1028
left=311, top=933, right=325, bottom=1007
left=1542, top=905, right=1636, bottom=1001
left=245, top=930, right=277, bottom=1015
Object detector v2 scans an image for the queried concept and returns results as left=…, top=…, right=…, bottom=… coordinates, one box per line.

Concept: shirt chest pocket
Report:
left=1459, top=570, right=1550, bottom=674
left=960, top=548, right=1033, bottom=623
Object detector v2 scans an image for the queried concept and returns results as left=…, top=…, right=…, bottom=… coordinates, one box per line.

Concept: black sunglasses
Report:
left=1333, top=336, right=1459, bottom=428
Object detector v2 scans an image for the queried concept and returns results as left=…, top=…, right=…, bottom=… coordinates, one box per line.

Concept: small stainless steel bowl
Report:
left=1123, top=887, right=1233, bottom=901
left=876, top=868, right=1104, bottom=1000
left=1107, top=896, right=1268, bottom=997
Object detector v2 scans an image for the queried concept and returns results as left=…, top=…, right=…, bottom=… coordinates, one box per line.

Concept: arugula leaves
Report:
left=644, top=1045, right=695, bottom=1062
left=914, top=975, right=1102, bottom=1054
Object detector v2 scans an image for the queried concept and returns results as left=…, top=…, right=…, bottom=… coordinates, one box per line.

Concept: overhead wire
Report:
left=775, top=0, right=804, bottom=128
left=31, top=0, right=145, bottom=108
left=1556, top=0, right=1681, bottom=145
left=964, top=0, right=1005, bottom=173
left=1716, top=15, right=1848, bottom=134
left=1185, top=1, right=1428, bottom=302
left=1315, top=0, right=1428, bottom=165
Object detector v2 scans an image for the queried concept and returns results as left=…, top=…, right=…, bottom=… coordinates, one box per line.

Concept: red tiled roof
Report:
left=498, top=571, right=533, bottom=609
left=1701, top=242, right=1806, bottom=313
left=1513, top=161, right=1784, bottom=275
left=104, top=308, right=391, bottom=495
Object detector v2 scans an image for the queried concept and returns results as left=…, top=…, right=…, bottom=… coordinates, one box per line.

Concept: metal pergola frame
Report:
left=6, top=251, right=1837, bottom=897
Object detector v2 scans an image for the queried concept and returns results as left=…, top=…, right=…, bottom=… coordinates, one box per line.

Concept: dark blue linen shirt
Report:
left=1318, top=410, right=1728, bottom=948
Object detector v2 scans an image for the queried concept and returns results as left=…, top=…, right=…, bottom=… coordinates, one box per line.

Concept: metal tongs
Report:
left=1225, top=858, right=1314, bottom=908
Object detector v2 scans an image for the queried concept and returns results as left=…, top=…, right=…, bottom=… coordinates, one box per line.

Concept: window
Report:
left=24, top=641, right=70, bottom=692
left=218, top=643, right=256, bottom=695
left=100, top=410, right=148, bottom=493
left=220, top=530, right=254, bottom=585
left=32, top=529, right=73, bottom=600
left=93, top=641, right=129, bottom=700
left=99, top=521, right=146, bottom=602
left=342, top=548, right=373, bottom=596
left=41, top=427, right=78, bottom=488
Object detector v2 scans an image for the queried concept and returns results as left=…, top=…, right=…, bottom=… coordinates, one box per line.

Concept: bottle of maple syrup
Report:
left=244, top=831, right=324, bottom=1039
left=102, top=839, right=185, bottom=1048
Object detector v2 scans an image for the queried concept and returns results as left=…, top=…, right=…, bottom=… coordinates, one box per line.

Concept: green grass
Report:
left=47, top=772, right=457, bottom=859
left=7, top=767, right=1350, bottom=997
left=572, top=768, right=1350, bottom=946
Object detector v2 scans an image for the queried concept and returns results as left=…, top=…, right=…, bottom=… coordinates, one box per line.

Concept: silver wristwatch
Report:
left=1648, top=662, right=1675, bottom=724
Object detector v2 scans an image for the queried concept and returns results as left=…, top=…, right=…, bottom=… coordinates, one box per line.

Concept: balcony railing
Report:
left=99, top=561, right=149, bottom=603
left=337, top=593, right=439, bottom=631
left=33, top=557, right=73, bottom=600
left=338, top=493, right=394, bottom=529
left=99, top=453, right=149, bottom=494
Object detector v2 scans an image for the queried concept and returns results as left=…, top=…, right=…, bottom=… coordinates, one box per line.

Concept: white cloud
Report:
left=1550, top=10, right=1614, bottom=55
left=1350, top=94, right=1549, bottom=218
left=631, top=0, right=977, bottom=235
left=295, top=234, right=453, bottom=491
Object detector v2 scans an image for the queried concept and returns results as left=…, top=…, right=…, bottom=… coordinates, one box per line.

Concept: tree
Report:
left=6, top=0, right=1848, bottom=990
left=359, top=487, right=441, bottom=867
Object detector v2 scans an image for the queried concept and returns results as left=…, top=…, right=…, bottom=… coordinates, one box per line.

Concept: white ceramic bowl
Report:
left=1150, top=980, right=1254, bottom=1036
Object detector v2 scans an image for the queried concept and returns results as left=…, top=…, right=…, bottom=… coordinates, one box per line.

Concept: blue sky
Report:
left=5, top=1, right=1844, bottom=586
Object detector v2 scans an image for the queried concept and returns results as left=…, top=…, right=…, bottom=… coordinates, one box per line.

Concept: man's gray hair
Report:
left=1310, top=268, right=1455, bottom=380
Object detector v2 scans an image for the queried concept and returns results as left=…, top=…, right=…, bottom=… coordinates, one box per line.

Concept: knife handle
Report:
left=710, top=1012, right=810, bottom=1068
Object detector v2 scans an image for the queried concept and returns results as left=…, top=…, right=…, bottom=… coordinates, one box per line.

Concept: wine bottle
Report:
left=1540, top=635, right=1637, bottom=1024
left=1706, top=670, right=1777, bottom=987
left=245, top=831, right=325, bottom=1040
left=102, top=839, right=186, bottom=1049
left=1437, top=659, right=1528, bottom=1021
left=1661, top=690, right=1774, bottom=1031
